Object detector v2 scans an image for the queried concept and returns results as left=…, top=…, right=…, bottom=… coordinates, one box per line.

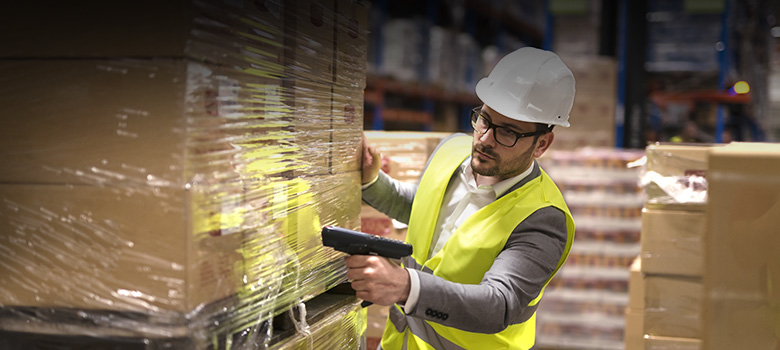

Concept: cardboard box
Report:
left=361, top=204, right=394, bottom=237
left=626, top=266, right=704, bottom=339
left=560, top=55, right=618, bottom=95
left=644, top=336, right=702, bottom=350
left=549, top=128, right=615, bottom=150
left=0, top=183, right=246, bottom=313
left=0, top=173, right=361, bottom=315
left=363, top=131, right=453, bottom=183
left=628, top=256, right=645, bottom=310
left=1, top=0, right=285, bottom=67
left=331, top=85, right=364, bottom=174
left=703, top=142, right=780, bottom=350
left=568, top=95, right=616, bottom=131
left=0, top=60, right=289, bottom=185
left=276, top=171, right=361, bottom=299
left=366, top=303, right=390, bottom=339
left=334, top=0, right=369, bottom=88
left=556, top=56, right=617, bottom=149
left=284, top=0, right=335, bottom=83
left=643, top=275, right=703, bottom=338
left=624, top=308, right=645, bottom=350
left=641, top=208, right=706, bottom=277
left=332, top=130, right=363, bottom=174
left=287, top=79, right=334, bottom=176
left=645, top=144, right=715, bottom=177
left=313, top=171, right=362, bottom=230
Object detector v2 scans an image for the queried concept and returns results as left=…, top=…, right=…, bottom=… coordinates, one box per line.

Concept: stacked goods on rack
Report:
left=0, top=0, right=369, bottom=349
left=535, top=148, right=646, bottom=350
left=554, top=56, right=618, bottom=150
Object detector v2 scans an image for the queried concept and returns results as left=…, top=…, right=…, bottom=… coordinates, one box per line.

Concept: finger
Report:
left=355, top=291, right=371, bottom=302
left=362, top=134, right=373, bottom=162
left=344, top=255, right=368, bottom=268
left=346, top=268, right=364, bottom=281
left=350, top=279, right=367, bottom=290
left=369, top=145, right=381, bottom=166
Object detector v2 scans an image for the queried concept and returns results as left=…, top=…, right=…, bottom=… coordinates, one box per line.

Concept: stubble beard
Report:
left=471, top=144, right=500, bottom=176
left=471, top=143, right=535, bottom=179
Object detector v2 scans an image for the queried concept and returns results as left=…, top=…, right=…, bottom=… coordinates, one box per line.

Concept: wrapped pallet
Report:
left=0, top=0, right=369, bottom=348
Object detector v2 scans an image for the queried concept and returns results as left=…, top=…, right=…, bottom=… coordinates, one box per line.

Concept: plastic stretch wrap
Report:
left=270, top=298, right=366, bottom=350
left=0, top=0, right=368, bottom=348
left=636, top=144, right=720, bottom=207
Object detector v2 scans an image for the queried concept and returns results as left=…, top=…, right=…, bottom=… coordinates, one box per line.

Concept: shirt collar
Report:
left=461, top=157, right=535, bottom=197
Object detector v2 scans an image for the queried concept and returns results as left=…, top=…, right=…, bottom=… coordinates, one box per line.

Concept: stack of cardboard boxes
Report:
left=625, top=144, right=712, bottom=350
left=626, top=142, right=780, bottom=350
left=554, top=56, right=618, bottom=150
left=0, top=1, right=370, bottom=348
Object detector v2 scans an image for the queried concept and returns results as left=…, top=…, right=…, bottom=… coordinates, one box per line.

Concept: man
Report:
left=347, top=47, right=576, bottom=350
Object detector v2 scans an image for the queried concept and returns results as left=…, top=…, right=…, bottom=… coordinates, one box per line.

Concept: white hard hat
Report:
left=475, top=47, right=576, bottom=127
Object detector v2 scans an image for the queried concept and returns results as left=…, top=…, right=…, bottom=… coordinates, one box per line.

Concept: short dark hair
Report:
left=532, top=123, right=554, bottom=143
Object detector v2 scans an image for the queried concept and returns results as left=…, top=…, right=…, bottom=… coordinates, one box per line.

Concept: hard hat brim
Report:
left=475, top=77, right=571, bottom=128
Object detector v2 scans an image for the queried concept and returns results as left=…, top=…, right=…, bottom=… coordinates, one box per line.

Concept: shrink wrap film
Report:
left=270, top=297, right=366, bottom=350
left=639, top=143, right=721, bottom=209
left=0, top=0, right=369, bottom=348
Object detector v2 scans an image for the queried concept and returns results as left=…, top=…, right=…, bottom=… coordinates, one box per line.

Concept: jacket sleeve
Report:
left=407, top=206, right=568, bottom=334
left=361, top=133, right=466, bottom=224
left=362, top=170, right=417, bottom=225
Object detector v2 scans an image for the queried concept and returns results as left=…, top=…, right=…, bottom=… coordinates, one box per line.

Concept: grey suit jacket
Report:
left=362, top=134, right=569, bottom=334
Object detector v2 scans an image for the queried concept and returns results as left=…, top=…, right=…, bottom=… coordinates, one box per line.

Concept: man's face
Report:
left=471, top=105, right=551, bottom=180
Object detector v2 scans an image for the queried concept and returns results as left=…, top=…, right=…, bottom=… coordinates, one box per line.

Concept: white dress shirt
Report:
left=403, top=158, right=535, bottom=312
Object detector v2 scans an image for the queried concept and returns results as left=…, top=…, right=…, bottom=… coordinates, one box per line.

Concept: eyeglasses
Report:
left=470, top=107, right=548, bottom=147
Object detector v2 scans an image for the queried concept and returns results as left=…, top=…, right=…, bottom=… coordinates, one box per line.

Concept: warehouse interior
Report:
left=0, top=0, right=779, bottom=349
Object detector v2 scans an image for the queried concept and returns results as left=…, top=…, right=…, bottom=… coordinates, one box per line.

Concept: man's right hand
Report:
left=362, top=133, right=382, bottom=185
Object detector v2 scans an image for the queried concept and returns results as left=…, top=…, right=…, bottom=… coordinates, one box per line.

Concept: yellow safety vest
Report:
left=381, top=135, right=574, bottom=350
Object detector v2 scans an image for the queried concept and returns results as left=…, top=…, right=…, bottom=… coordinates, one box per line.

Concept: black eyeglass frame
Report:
left=470, top=107, right=551, bottom=147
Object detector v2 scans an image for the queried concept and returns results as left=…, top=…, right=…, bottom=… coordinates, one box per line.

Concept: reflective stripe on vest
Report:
left=381, top=135, right=575, bottom=350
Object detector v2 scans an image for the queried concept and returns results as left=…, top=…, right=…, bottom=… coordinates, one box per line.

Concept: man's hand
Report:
left=345, top=255, right=410, bottom=306
left=362, top=134, right=382, bottom=185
